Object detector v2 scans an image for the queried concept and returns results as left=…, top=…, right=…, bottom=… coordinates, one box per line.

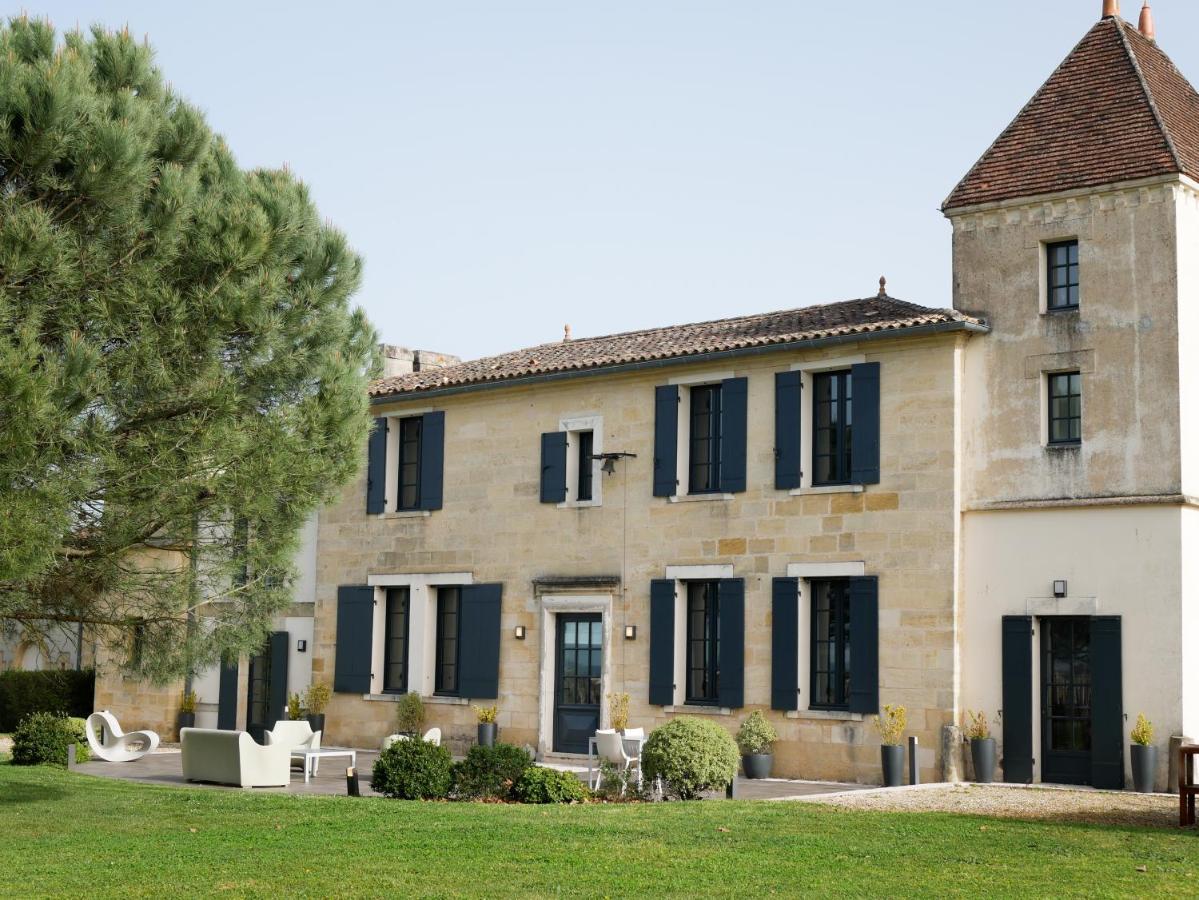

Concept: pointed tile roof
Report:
left=944, top=16, right=1199, bottom=211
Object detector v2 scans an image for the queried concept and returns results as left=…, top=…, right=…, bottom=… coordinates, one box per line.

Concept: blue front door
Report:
left=554, top=615, right=602, bottom=754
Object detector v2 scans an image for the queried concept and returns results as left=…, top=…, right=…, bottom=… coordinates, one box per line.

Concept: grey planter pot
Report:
left=477, top=722, right=497, bottom=747
left=1131, top=744, right=1157, bottom=793
left=881, top=744, right=905, bottom=787
left=742, top=753, right=773, bottom=779
left=306, top=713, right=326, bottom=735
left=177, top=712, right=195, bottom=736
left=970, top=737, right=996, bottom=784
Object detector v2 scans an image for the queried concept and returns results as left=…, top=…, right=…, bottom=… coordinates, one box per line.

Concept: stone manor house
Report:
left=97, top=4, right=1199, bottom=789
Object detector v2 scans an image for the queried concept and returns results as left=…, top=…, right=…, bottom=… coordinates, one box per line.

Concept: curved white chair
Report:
left=266, top=720, right=322, bottom=773
left=381, top=727, right=442, bottom=751
left=85, top=711, right=160, bottom=762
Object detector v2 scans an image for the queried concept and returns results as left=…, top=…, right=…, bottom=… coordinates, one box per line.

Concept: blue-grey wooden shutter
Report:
left=649, top=580, right=676, bottom=705
left=850, top=362, right=881, bottom=485
left=366, top=417, right=388, bottom=514
left=268, top=631, right=290, bottom=729
left=717, top=578, right=745, bottom=709
left=458, top=583, right=503, bottom=699
left=848, top=576, right=879, bottom=714
left=775, top=371, right=802, bottom=490
left=772, top=577, right=800, bottom=711
left=719, top=377, right=748, bottom=494
left=1090, top=617, right=1124, bottom=790
left=1001, top=616, right=1034, bottom=784
left=334, top=586, right=375, bottom=694
left=653, top=386, right=679, bottom=497
left=217, top=653, right=239, bottom=730
left=540, top=432, right=568, bottom=503
left=419, top=411, right=445, bottom=510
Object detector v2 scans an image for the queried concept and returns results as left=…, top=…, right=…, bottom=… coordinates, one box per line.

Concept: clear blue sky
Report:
left=22, top=1, right=1199, bottom=360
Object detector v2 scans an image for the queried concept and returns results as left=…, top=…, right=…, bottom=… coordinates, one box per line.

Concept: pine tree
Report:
left=0, top=18, right=378, bottom=678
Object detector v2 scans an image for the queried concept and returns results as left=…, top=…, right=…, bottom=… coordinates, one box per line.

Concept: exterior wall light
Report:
left=624, top=625, right=637, bottom=640
left=514, top=625, right=526, bottom=640
left=297, top=639, right=307, bottom=652
left=1053, top=580, right=1068, bottom=599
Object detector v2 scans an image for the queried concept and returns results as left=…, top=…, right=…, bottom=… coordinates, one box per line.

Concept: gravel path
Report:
left=803, top=783, right=1181, bottom=829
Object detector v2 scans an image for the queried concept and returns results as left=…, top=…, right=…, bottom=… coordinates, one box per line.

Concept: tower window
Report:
left=1048, top=372, right=1082, bottom=445
left=1047, top=240, right=1080, bottom=311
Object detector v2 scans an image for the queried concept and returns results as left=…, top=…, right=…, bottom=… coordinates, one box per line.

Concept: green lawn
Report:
left=0, top=762, right=1195, bottom=898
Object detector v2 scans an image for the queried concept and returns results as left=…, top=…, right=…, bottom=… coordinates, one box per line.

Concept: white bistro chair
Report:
left=592, top=729, right=642, bottom=793
left=381, top=727, right=442, bottom=751
left=85, top=711, right=160, bottom=762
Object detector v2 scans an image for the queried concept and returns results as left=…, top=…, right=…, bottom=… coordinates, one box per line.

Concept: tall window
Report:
left=1048, top=372, right=1082, bottom=445
left=810, top=580, right=851, bottom=710
left=813, top=371, right=853, bottom=485
left=689, top=385, right=722, bottom=494
left=398, top=416, right=423, bottom=510
left=685, top=581, right=719, bottom=704
left=577, top=430, right=594, bottom=502
left=1047, top=240, right=1080, bottom=311
left=383, top=587, right=410, bottom=693
left=435, top=587, right=461, bottom=695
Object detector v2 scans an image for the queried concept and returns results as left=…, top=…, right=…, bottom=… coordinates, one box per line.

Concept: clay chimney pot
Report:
left=1102, top=0, right=1120, bottom=18
left=1139, top=2, right=1155, bottom=40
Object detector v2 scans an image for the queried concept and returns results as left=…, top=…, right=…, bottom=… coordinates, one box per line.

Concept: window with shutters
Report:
left=435, top=586, right=461, bottom=695
left=809, top=579, right=851, bottom=710
left=543, top=415, right=603, bottom=508
left=576, top=430, right=594, bottom=502
left=383, top=587, right=410, bottom=693
left=812, top=371, right=853, bottom=486
left=685, top=581, right=720, bottom=704
left=397, top=416, right=422, bottom=510
left=688, top=385, right=723, bottom=494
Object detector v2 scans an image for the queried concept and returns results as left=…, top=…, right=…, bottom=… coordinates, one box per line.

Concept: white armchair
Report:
left=266, top=720, right=322, bottom=771
left=381, top=727, right=442, bottom=751
left=84, top=711, right=160, bottom=762
left=181, top=728, right=291, bottom=788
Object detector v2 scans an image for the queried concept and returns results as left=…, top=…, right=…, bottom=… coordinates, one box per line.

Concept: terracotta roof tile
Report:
left=944, top=17, right=1199, bottom=210
left=370, top=296, right=986, bottom=399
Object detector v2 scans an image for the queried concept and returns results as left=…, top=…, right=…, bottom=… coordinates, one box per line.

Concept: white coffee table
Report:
left=291, top=747, right=357, bottom=783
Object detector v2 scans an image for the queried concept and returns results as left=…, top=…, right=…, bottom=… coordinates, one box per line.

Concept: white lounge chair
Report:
left=266, top=720, right=322, bottom=773
left=381, top=727, right=442, bottom=751
left=84, top=711, right=160, bottom=762
left=593, top=729, right=642, bottom=793
left=181, top=728, right=290, bottom=788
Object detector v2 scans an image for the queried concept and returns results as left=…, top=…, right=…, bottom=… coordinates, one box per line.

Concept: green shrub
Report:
left=735, top=711, right=778, bottom=755
left=592, top=759, right=653, bottom=802
left=0, top=670, right=95, bottom=732
left=451, top=743, right=533, bottom=800
left=513, top=766, right=589, bottom=804
left=394, top=692, right=425, bottom=734
left=371, top=737, right=452, bottom=800
left=641, top=716, right=738, bottom=800
left=11, top=712, right=91, bottom=766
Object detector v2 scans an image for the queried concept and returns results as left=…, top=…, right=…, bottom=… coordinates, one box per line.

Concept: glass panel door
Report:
left=553, top=614, right=603, bottom=754
left=1041, top=617, right=1092, bottom=785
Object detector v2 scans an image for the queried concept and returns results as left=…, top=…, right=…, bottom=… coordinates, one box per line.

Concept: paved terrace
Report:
left=72, top=748, right=870, bottom=801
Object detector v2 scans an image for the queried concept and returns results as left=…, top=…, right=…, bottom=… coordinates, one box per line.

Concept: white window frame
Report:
left=668, top=371, right=736, bottom=502
left=381, top=407, right=437, bottom=518
left=364, top=572, right=474, bottom=699
left=783, top=561, right=867, bottom=720
left=662, top=564, right=734, bottom=712
left=788, top=355, right=867, bottom=496
left=558, top=415, right=603, bottom=508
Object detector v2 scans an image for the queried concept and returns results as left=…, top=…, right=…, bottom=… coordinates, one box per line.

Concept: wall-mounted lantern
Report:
left=624, top=625, right=637, bottom=641
left=297, top=639, right=308, bottom=652
left=1053, top=580, right=1068, bottom=599
left=514, top=625, right=526, bottom=640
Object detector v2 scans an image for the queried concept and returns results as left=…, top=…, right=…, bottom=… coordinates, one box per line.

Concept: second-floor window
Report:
left=435, top=586, right=461, bottom=695
left=383, top=587, right=410, bottom=693
left=397, top=416, right=423, bottom=510
left=1047, top=240, right=1079, bottom=311
left=689, top=384, right=722, bottom=494
left=686, top=581, right=720, bottom=704
left=577, top=430, right=594, bottom=502
left=813, top=371, right=853, bottom=485
left=1048, top=372, right=1082, bottom=445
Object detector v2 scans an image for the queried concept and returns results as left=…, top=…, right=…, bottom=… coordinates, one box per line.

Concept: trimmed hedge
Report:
left=641, top=716, right=739, bottom=800
left=11, top=712, right=91, bottom=766
left=371, top=738, right=453, bottom=800
left=0, top=669, right=95, bottom=732
left=451, top=743, right=533, bottom=801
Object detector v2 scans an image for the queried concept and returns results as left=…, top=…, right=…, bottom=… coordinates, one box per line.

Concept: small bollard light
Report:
left=908, top=735, right=919, bottom=786
left=346, top=766, right=361, bottom=797
left=67, top=743, right=77, bottom=770
left=726, top=778, right=738, bottom=800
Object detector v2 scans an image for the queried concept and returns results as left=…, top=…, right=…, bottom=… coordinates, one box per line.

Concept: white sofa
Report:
left=181, top=728, right=291, bottom=788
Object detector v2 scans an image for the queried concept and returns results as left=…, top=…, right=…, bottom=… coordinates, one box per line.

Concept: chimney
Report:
left=1139, top=2, right=1155, bottom=40
left=1102, top=0, right=1119, bottom=17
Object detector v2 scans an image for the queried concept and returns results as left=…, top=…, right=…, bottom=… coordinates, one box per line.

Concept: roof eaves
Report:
left=369, top=316, right=989, bottom=405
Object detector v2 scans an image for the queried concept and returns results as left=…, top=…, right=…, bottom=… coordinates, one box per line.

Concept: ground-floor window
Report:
left=383, top=587, right=410, bottom=693
left=435, top=586, right=461, bottom=695
left=686, top=581, right=719, bottom=703
left=810, top=579, right=851, bottom=710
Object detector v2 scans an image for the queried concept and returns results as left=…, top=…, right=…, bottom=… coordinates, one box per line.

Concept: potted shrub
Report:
left=474, top=704, right=498, bottom=747
left=736, top=710, right=778, bottom=779
left=178, top=691, right=197, bottom=733
left=874, top=704, right=907, bottom=787
left=286, top=691, right=304, bottom=722
left=608, top=692, right=630, bottom=733
left=1130, top=713, right=1157, bottom=793
left=304, top=681, right=330, bottom=735
left=395, top=692, right=425, bottom=738
left=964, top=709, right=996, bottom=784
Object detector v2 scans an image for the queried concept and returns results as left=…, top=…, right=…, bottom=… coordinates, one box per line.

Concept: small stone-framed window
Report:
left=1048, top=371, right=1082, bottom=445
left=1046, top=240, right=1080, bottom=311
